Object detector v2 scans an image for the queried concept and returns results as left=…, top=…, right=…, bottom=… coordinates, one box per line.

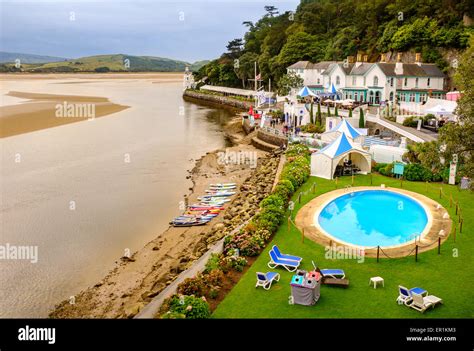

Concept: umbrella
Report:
left=298, top=86, right=317, bottom=97
left=329, top=83, right=337, bottom=94
left=323, top=99, right=333, bottom=103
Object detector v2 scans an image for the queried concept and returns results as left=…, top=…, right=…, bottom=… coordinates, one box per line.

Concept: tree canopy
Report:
left=195, top=1, right=473, bottom=90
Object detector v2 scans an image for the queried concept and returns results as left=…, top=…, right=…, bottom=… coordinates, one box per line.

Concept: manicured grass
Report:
left=213, top=175, right=474, bottom=318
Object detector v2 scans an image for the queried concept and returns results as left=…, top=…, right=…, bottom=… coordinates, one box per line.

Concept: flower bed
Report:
left=158, top=144, right=311, bottom=318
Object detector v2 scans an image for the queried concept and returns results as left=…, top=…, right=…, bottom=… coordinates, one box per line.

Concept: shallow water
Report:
left=0, top=77, right=234, bottom=317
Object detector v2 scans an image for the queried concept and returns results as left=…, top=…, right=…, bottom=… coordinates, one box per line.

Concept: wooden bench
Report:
left=322, top=278, right=350, bottom=288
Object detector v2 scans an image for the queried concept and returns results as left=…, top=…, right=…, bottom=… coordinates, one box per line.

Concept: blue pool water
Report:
left=317, top=190, right=428, bottom=247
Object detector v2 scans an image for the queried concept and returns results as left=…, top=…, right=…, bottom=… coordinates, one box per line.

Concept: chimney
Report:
left=380, top=53, right=386, bottom=63
left=396, top=53, right=402, bottom=62
left=363, top=54, right=368, bottom=62
left=415, top=52, right=422, bottom=66
left=347, top=56, right=355, bottom=64
left=355, top=53, right=363, bottom=68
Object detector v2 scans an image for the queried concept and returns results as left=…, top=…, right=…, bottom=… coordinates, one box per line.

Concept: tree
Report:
left=235, top=52, right=258, bottom=88
left=277, top=32, right=324, bottom=69
left=264, top=5, right=279, bottom=17
left=276, top=71, right=303, bottom=96
left=359, top=107, right=365, bottom=127
left=349, top=108, right=353, bottom=118
left=242, top=21, right=254, bottom=29
left=438, top=36, right=474, bottom=178
left=317, top=103, right=322, bottom=125
left=335, top=104, right=339, bottom=117
left=327, top=105, right=331, bottom=117
left=310, top=102, right=314, bottom=124
left=226, top=38, right=244, bottom=59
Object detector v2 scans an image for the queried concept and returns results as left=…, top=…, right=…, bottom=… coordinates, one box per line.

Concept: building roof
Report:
left=288, top=61, right=337, bottom=71
left=377, top=63, right=444, bottom=77
left=350, top=63, right=374, bottom=75
left=287, top=60, right=445, bottom=78
left=287, top=61, right=312, bottom=69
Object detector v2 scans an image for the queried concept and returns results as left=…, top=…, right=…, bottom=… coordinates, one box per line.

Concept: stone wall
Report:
left=257, top=129, right=287, bottom=147
left=183, top=89, right=252, bottom=110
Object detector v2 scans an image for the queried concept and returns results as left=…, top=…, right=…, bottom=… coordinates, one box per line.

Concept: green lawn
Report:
left=213, top=175, right=474, bottom=318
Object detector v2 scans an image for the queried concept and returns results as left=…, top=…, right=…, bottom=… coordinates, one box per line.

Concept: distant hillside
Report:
left=190, top=60, right=210, bottom=71
left=0, top=51, right=68, bottom=64
left=0, top=53, right=210, bottom=73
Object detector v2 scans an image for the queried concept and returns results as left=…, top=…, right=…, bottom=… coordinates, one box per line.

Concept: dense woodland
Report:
left=195, top=0, right=473, bottom=90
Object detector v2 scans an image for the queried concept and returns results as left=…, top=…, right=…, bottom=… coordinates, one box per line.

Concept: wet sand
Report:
left=50, top=116, right=266, bottom=318
left=0, top=72, right=184, bottom=81
left=0, top=91, right=129, bottom=138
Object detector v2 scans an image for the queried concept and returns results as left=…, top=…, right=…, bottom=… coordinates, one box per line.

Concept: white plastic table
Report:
left=369, top=276, right=384, bottom=289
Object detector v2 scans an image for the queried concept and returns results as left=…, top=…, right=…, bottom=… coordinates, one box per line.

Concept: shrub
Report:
left=285, top=144, right=311, bottom=159
left=177, top=276, right=205, bottom=296
left=402, top=116, right=419, bottom=128
left=162, top=295, right=210, bottom=319
left=208, top=287, right=220, bottom=299
left=301, top=123, right=325, bottom=134
left=220, top=253, right=247, bottom=271
left=373, top=163, right=388, bottom=172
left=225, top=231, right=261, bottom=256
left=259, top=193, right=285, bottom=209
left=203, top=269, right=225, bottom=287
left=161, top=311, right=186, bottom=319
left=404, top=163, right=433, bottom=181
left=204, top=253, right=222, bottom=273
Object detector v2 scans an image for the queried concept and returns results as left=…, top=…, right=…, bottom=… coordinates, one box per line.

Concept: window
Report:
left=329, top=77, right=331, bottom=85
left=390, top=78, right=394, bottom=87
left=317, top=78, right=320, bottom=85
left=415, top=78, right=419, bottom=88
left=427, top=78, right=430, bottom=87
left=352, top=76, right=356, bottom=85
left=410, top=93, right=415, bottom=102
left=373, top=76, right=378, bottom=86
left=336, top=76, right=340, bottom=85
left=363, top=77, right=366, bottom=86
left=404, top=77, right=408, bottom=86
left=389, top=92, right=394, bottom=101
left=354, top=92, right=358, bottom=101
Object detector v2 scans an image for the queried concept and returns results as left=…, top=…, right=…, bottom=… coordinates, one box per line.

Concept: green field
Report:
left=213, top=175, right=474, bottom=318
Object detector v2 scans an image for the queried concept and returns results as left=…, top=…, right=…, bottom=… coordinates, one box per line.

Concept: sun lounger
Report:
left=272, top=245, right=303, bottom=262
left=255, top=272, right=280, bottom=290
left=311, top=260, right=346, bottom=280
left=410, top=293, right=443, bottom=313
left=268, top=250, right=300, bottom=272
left=396, top=285, right=427, bottom=305
left=322, top=277, right=350, bottom=287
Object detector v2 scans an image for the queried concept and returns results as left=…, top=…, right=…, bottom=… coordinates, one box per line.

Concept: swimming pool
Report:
left=317, top=190, right=429, bottom=247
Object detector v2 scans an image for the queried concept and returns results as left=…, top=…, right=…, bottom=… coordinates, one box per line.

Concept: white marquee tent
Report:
left=311, top=132, right=371, bottom=179
left=321, top=118, right=364, bottom=144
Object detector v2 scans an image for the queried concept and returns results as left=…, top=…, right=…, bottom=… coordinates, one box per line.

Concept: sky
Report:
left=0, top=0, right=300, bottom=62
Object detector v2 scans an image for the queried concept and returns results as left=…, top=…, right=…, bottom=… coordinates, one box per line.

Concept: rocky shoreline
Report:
left=50, top=114, right=281, bottom=318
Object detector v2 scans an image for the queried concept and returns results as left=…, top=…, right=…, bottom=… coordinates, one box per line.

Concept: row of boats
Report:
left=170, top=183, right=237, bottom=227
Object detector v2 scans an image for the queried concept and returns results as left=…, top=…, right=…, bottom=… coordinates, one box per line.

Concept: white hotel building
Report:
left=287, top=53, right=446, bottom=105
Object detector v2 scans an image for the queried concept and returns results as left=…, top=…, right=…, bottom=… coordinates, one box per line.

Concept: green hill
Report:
left=0, top=51, right=68, bottom=64
left=0, top=53, right=210, bottom=73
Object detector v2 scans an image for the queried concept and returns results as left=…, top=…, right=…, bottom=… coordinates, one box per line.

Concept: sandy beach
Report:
left=49, top=116, right=274, bottom=318
left=0, top=91, right=129, bottom=138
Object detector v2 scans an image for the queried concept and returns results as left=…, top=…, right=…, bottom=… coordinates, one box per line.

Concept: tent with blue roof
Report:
left=322, top=118, right=365, bottom=144
left=311, top=132, right=371, bottom=179
left=297, top=86, right=317, bottom=97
